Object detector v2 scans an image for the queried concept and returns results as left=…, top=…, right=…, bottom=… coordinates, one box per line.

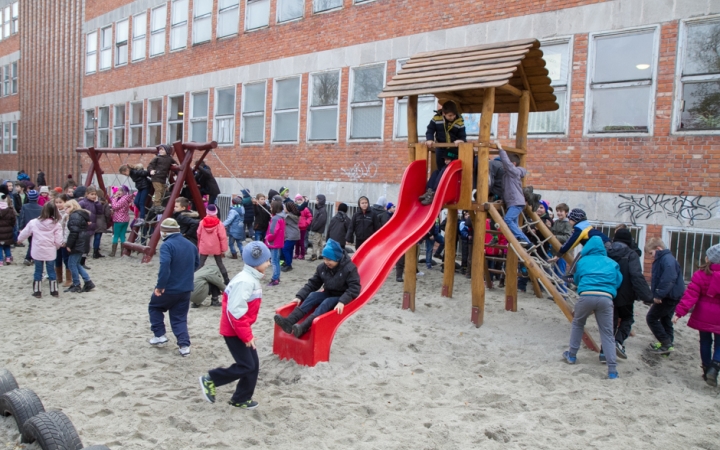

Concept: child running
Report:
left=197, top=204, right=230, bottom=285
left=265, top=201, right=285, bottom=286
left=645, top=237, right=685, bottom=355
left=110, top=186, right=133, bottom=257
left=18, top=202, right=63, bottom=297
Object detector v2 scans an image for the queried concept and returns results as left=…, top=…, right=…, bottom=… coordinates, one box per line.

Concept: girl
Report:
left=265, top=201, right=285, bottom=286
left=281, top=201, right=300, bottom=273
left=110, top=186, right=133, bottom=257
left=38, top=186, right=51, bottom=206
left=64, top=200, right=95, bottom=293
left=119, top=163, right=150, bottom=223
left=0, top=192, right=15, bottom=265
left=197, top=204, right=230, bottom=285
left=17, top=202, right=63, bottom=297
left=93, top=190, right=112, bottom=258
left=673, top=244, right=720, bottom=387
left=223, top=196, right=245, bottom=259
left=295, top=194, right=312, bottom=261
left=346, top=196, right=376, bottom=250
left=54, top=194, right=72, bottom=287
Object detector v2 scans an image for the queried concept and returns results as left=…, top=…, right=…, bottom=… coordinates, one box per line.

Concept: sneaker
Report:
left=648, top=342, right=662, bottom=350
left=267, top=279, right=280, bottom=286
left=4, top=257, right=11, bottom=264
left=228, top=400, right=258, bottom=410
left=608, top=372, right=619, bottom=380
left=396, top=277, right=403, bottom=282
left=210, top=298, right=221, bottom=307
left=649, top=344, right=674, bottom=355
left=179, top=346, right=190, bottom=357
left=615, top=342, right=627, bottom=360
left=82, top=281, right=96, bottom=292
left=190, top=302, right=201, bottom=309
left=199, top=375, right=216, bottom=403
left=417, top=271, right=424, bottom=277
left=599, top=352, right=606, bottom=364
left=148, top=335, right=169, bottom=345
left=281, top=265, right=293, bottom=272
left=64, top=284, right=83, bottom=293
left=562, top=351, right=576, bottom=364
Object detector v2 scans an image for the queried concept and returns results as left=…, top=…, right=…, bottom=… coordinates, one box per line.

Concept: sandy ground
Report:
left=1, top=239, right=719, bottom=450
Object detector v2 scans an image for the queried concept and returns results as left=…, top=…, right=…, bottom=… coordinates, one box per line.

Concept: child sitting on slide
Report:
left=273, top=239, right=361, bottom=338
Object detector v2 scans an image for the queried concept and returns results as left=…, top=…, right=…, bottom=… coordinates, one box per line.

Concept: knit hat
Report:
left=206, top=204, right=218, bottom=216
left=707, top=244, right=720, bottom=264
left=338, top=203, right=348, bottom=213
left=121, top=185, right=130, bottom=194
left=160, top=218, right=180, bottom=233
left=295, top=194, right=303, bottom=201
left=232, top=196, right=243, bottom=205
left=613, top=229, right=634, bottom=247
left=279, top=186, right=289, bottom=196
left=74, top=186, right=87, bottom=198
left=568, top=208, right=587, bottom=223
left=322, top=239, right=344, bottom=262
left=540, top=200, right=550, bottom=212
left=53, top=187, right=63, bottom=194
left=242, top=241, right=272, bottom=267
left=27, top=190, right=39, bottom=201
left=39, top=186, right=49, bottom=194
left=386, top=202, right=394, bottom=210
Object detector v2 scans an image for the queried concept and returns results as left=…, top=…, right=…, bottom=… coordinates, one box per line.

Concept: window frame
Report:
left=146, top=98, right=164, bottom=147
left=97, top=106, right=110, bottom=147
left=3, top=6, right=9, bottom=38
left=307, top=69, right=341, bottom=143
left=113, top=104, right=126, bottom=148
left=214, top=86, right=236, bottom=146
left=347, top=62, right=386, bottom=142
left=193, top=0, right=213, bottom=44
left=272, top=76, right=302, bottom=144
left=129, top=101, right=144, bottom=147
left=85, top=31, right=98, bottom=75
left=2, top=123, right=9, bottom=154
left=132, top=12, right=147, bottom=62
left=11, top=2, right=17, bottom=35
left=150, top=4, right=167, bottom=57
left=277, top=0, right=304, bottom=24
left=10, top=62, right=16, bottom=95
left=99, top=25, right=113, bottom=71
left=167, top=94, right=185, bottom=143
left=84, top=109, right=96, bottom=148
left=245, top=0, right=270, bottom=31
left=313, top=0, right=343, bottom=14
left=190, top=91, right=209, bottom=143
left=10, top=121, right=16, bottom=154
left=217, top=0, right=240, bottom=38
left=115, top=19, right=129, bottom=67
left=170, top=0, right=189, bottom=51
left=584, top=25, right=660, bottom=138
left=241, top=81, right=267, bottom=145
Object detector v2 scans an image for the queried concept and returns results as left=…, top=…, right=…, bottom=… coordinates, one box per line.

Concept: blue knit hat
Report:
left=243, top=241, right=271, bottom=267
left=27, top=190, right=39, bottom=201
left=322, top=239, right=344, bottom=262
left=386, top=202, right=394, bottom=210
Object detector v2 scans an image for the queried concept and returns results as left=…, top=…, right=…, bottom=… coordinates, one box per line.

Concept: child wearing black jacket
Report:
left=119, top=163, right=150, bottom=222
left=346, top=196, right=376, bottom=249
left=147, top=144, right=178, bottom=208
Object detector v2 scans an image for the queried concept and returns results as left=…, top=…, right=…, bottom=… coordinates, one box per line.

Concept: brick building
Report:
left=0, top=0, right=719, bottom=275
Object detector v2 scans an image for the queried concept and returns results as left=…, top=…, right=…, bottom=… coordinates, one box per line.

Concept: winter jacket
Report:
left=265, top=212, right=286, bottom=249
left=309, top=195, right=328, bottom=234
left=78, top=198, right=103, bottom=234
left=328, top=211, right=350, bottom=248
left=59, top=210, right=70, bottom=244
left=558, top=220, right=610, bottom=257
left=425, top=114, right=466, bottom=146
left=296, top=252, right=362, bottom=305
left=111, top=194, right=134, bottom=223
left=253, top=203, right=271, bottom=231
left=195, top=166, right=220, bottom=197
left=346, top=208, right=376, bottom=247
left=18, top=201, right=42, bottom=230
left=191, top=264, right=226, bottom=306
left=173, top=210, right=200, bottom=246
left=484, top=219, right=507, bottom=256
left=129, top=168, right=150, bottom=191
left=0, top=206, right=16, bottom=244
left=96, top=202, right=112, bottom=233
left=459, top=217, right=473, bottom=240
left=574, top=236, right=623, bottom=297
left=38, top=195, right=50, bottom=207
left=675, top=264, right=720, bottom=334
left=284, top=213, right=300, bottom=241
left=551, top=219, right=573, bottom=244
left=498, top=148, right=526, bottom=207
left=488, top=158, right=505, bottom=199
left=197, top=215, right=228, bottom=255
left=12, top=192, right=27, bottom=214
left=220, top=264, right=263, bottom=342
left=156, top=232, right=200, bottom=294
left=66, top=210, right=90, bottom=255
left=371, top=204, right=388, bottom=230
left=223, top=205, right=245, bottom=239
left=242, top=190, right=255, bottom=224
left=650, top=249, right=685, bottom=304
left=18, top=218, right=63, bottom=261
left=147, top=149, right=178, bottom=183
left=297, top=208, right=312, bottom=231
left=607, top=241, right=652, bottom=306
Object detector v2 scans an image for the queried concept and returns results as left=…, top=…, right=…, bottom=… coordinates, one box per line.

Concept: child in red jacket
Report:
left=200, top=241, right=271, bottom=409
left=197, top=204, right=230, bottom=285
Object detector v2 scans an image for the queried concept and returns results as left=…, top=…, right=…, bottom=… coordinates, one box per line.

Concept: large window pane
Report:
left=396, top=97, right=435, bottom=138
left=100, top=27, right=112, bottom=70
left=193, top=0, right=212, bottom=44
left=275, top=78, right=300, bottom=109
left=310, top=109, right=337, bottom=140
left=274, top=112, right=298, bottom=141
left=278, top=0, right=303, bottom=23
left=218, top=0, right=239, bottom=37
left=311, top=71, right=339, bottom=106
left=242, top=82, right=265, bottom=143
left=352, top=65, right=384, bottom=102
left=217, top=88, right=235, bottom=115
left=246, top=0, right=269, bottom=30
left=274, top=78, right=300, bottom=142
left=151, top=5, right=166, bottom=56
left=590, top=85, right=651, bottom=133
left=594, top=31, right=654, bottom=83
left=314, top=0, right=342, bottom=13
left=244, top=83, right=265, bottom=112
left=683, top=21, right=720, bottom=76
left=243, top=116, right=264, bottom=142
left=193, top=92, right=208, bottom=117
left=132, top=12, right=147, bottom=61
left=542, top=43, right=570, bottom=85
left=680, top=81, right=720, bottom=130
left=351, top=105, right=382, bottom=139
left=115, top=19, right=129, bottom=66
left=191, top=121, right=207, bottom=141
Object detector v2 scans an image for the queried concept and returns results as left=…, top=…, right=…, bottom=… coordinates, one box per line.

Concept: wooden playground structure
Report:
left=378, top=38, right=599, bottom=351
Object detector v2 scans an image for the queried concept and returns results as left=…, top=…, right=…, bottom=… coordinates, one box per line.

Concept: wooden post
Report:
left=407, top=96, right=418, bottom=159
left=457, top=143, right=474, bottom=210
left=403, top=95, right=419, bottom=312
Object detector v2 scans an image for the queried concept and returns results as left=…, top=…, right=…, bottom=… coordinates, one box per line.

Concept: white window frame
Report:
left=147, top=98, right=163, bottom=146
left=170, top=0, right=188, bottom=51
left=113, top=104, right=126, bottom=148
left=97, top=106, right=110, bottom=147
left=245, top=0, right=270, bottom=31
left=3, top=6, right=10, bottom=38
left=10, top=122, right=16, bottom=154
left=167, top=94, right=185, bottom=143
left=190, top=91, right=209, bottom=142
left=129, top=101, right=144, bottom=147
left=86, top=31, right=98, bottom=74
left=217, top=0, right=240, bottom=38
left=132, top=12, right=147, bottom=62
left=307, top=69, right=341, bottom=142
left=115, top=19, right=129, bottom=67
left=584, top=25, right=660, bottom=138
left=2, top=65, right=8, bottom=96
left=214, top=87, right=236, bottom=145
left=272, top=76, right=302, bottom=143
left=313, top=0, right=342, bottom=14
left=673, top=16, right=720, bottom=135
left=99, top=25, right=112, bottom=71
left=84, top=109, right=96, bottom=147
left=0, top=122, right=6, bottom=153
left=663, top=225, right=720, bottom=281
left=2, top=123, right=9, bottom=153
left=241, top=81, right=266, bottom=145
left=277, top=0, right=304, bottom=24
left=193, top=0, right=213, bottom=44
left=347, top=62, right=386, bottom=142
left=11, top=2, right=17, bottom=35
left=10, top=62, right=16, bottom=95
left=150, top=4, right=167, bottom=57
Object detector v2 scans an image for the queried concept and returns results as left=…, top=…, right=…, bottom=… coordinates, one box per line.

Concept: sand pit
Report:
left=1, top=240, right=718, bottom=449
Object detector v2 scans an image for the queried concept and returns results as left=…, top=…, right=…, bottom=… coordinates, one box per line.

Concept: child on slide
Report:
left=273, top=239, right=361, bottom=338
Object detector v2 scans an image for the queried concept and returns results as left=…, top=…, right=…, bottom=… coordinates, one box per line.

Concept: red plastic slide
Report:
left=272, top=159, right=462, bottom=366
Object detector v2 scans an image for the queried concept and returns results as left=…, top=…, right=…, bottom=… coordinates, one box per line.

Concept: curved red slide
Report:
left=272, top=159, right=462, bottom=366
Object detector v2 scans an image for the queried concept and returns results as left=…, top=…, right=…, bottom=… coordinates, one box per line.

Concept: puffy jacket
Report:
left=78, top=198, right=103, bottom=233
left=498, top=148, right=527, bottom=207
left=558, top=220, right=611, bottom=257
left=147, top=146, right=178, bottom=183
left=12, top=192, right=27, bottom=214
left=651, top=249, right=686, bottom=304
left=129, top=168, right=150, bottom=191
left=0, top=206, right=16, bottom=244
left=191, top=264, right=226, bottom=306
left=18, top=218, right=63, bottom=261
left=299, top=207, right=312, bottom=230
left=309, top=195, right=327, bottom=233
left=296, top=253, right=361, bottom=305
left=36, top=172, right=46, bottom=186
left=242, top=190, right=255, bottom=224
left=197, top=216, right=228, bottom=255
left=156, top=232, right=200, bottom=294
left=66, top=210, right=90, bottom=255
left=173, top=210, right=200, bottom=245
left=111, top=194, right=134, bottom=223
left=220, top=264, right=263, bottom=342
left=328, top=211, right=350, bottom=247
left=18, top=201, right=42, bottom=230
left=425, top=113, right=466, bottom=158
left=265, top=212, right=286, bottom=249
left=284, top=213, right=300, bottom=241
left=675, top=264, right=720, bottom=334
left=253, top=202, right=271, bottom=231
left=96, top=202, right=112, bottom=233
left=488, top=158, right=504, bottom=199
left=223, top=205, right=245, bottom=239
left=346, top=208, right=376, bottom=246
left=574, top=236, right=623, bottom=297
left=607, top=241, right=652, bottom=306
left=195, top=165, right=220, bottom=197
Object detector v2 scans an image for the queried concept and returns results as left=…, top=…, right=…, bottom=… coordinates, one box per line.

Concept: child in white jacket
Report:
left=17, top=202, right=63, bottom=298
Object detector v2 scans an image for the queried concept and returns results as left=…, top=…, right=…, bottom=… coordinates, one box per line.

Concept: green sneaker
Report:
left=650, top=344, right=674, bottom=355
left=229, top=400, right=258, bottom=410
left=648, top=342, right=662, bottom=350
left=199, top=375, right=216, bottom=403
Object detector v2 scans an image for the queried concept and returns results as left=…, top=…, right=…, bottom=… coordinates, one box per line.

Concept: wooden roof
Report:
left=378, top=38, right=558, bottom=114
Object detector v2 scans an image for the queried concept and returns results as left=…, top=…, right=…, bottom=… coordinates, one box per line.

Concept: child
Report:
left=19, top=189, right=42, bottom=265
left=0, top=193, right=15, bottom=265
left=147, top=144, right=178, bottom=208
left=119, top=163, right=150, bottom=222
left=346, top=196, right=376, bottom=249
left=241, top=190, right=255, bottom=240
left=495, top=142, right=530, bottom=246
left=94, top=190, right=112, bottom=258
left=197, top=204, right=230, bottom=285
left=199, top=241, right=271, bottom=409
left=296, top=194, right=312, bottom=260
left=190, top=265, right=226, bottom=308
left=424, top=217, right=444, bottom=270
left=77, top=186, right=105, bottom=260
left=459, top=211, right=473, bottom=276
left=274, top=239, right=361, bottom=338
left=64, top=200, right=95, bottom=293
left=195, top=163, right=220, bottom=205
left=265, top=201, right=285, bottom=286
left=645, top=237, right=686, bottom=355
left=54, top=194, right=71, bottom=286
left=17, top=202, right=63, bottom=298
left=371, top=196, right=389, bottom=229
left=38, top=186, right=50, bottom=206
left=281, top=202, right=300, bottom=272
left=554, top=208, right=610, bottom=260
left=327, top=202, right=350, bottom=248
left=173, top=197, right=201, bottom=246
left=110, top=186, right=133, bottom=257
left=253, top=194, right=270, bottom=242
left=550, top=203, right=572, bottom=245
left=672, top=244, right=720, bottom=386
left=223, top=196, right=245, bottom=259
left=307, top=195, right=328, bottom=261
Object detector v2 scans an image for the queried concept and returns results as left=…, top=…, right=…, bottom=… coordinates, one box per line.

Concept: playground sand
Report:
left=1, top=244, right=718, bottom=450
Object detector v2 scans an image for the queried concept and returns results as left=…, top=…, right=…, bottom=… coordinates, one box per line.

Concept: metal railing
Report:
left=664, top=227, right=720, bottom=282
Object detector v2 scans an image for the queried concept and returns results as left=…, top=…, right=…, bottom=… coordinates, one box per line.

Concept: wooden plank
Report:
left=410, top=44, right=532, bottom=65
left=497, top=83, right=522, bottom=97
left=383, top=74, right=511, bottom=92
left=463, top=101, right=558, bottom=113
left=457, top=143, right=474, bottom=210
left=378, top=81, right=507, bottom=99
left=407, top=95, right=419, bottom=148
left=390, top=66, right=518, bottom=84
left=526, top=75, right=553, bottom=85
left=517, top=64, right=537, bottom=112
left=515, top=91, right=530, bottom=159
left=442, top=211, right=458, bottom=298
left=403, top=49, right=529, bottom=69
left=413, top=38, right=536, bottom=59
left=523, top=66, right=551, bottom=77
left=398, top=55, right=525, bottom=76
left=403, top=244, right=418, bottom=312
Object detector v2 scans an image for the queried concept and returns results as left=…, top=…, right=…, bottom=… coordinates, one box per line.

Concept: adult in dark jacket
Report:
left=371, top=196, right=389, bottom=230
left=274, top=239, right=361, bottom=337
left=606, top=229, right=652, bottom=358
left=328, top=203, right=350, bottom=248
left=65, top=207, right=94, bottom=292
left=195, top=164, right=221, bottom=205
left=308, top=194, right=328, bottom=261
left=147, top=144, right=178, bottom=207
left=346, top=196, right=376, bottom=249
left=242, top=189, right=255, bottom=238
left=645, top=238, right=686, bottom=354
left=36, top=170, right=46, bottom=187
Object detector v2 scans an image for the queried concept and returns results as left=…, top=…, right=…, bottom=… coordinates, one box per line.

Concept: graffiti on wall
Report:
left=341, top=162, right=378, bottom=182
left=617, top=192, right=720, bottom=226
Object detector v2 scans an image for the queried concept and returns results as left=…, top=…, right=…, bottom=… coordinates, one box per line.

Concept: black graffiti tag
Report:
left=617, top=193, right=720, bottom=226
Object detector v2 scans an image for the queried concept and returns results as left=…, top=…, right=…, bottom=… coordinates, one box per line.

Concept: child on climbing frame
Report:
left=119, top=163, right=151, bottom=223
left=147, top=144, right=178, bottom=208
left=495, top=141, right=530, bottom=246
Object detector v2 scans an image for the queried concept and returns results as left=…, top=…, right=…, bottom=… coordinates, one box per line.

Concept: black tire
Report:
left=23, top=411, right=84, bottom=449
left=83, top=446, right=111, bottom=449
left=0, top=369, right=19, bottom=395
left=0, top=387, right=45, bottom=443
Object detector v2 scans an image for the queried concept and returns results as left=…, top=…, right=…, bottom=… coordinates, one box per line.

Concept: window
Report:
left=113, top=105, right=126, bottom=147
left=586, top=28, right=658, bottom=134
left=664, top=227, right=720, bottom=282
left=171, top=0, right=188, bottom=50
left=191, top=92, right=208, bottom=142
left=394, top=60, right=434, bottom=139
left=463, top=113, right=498, bottom=138
left=308, top=71, right=340, bottom=141
left=11, top=62, right=17, bottom=94
left=115, top=19, right=129, bottom=66
left=677, top=19, right=720, bottom=132
left=84, top=110, right=95, bottom=147
left=242, top=82, right=265, bottom=143
left=277, top=0, right=303, bottom=23
left=10, top=122, right=16, bottom=153
left=3, top=65, right=9, bottom=96
left=168, top=95, right=184, bottom=142
left=147, top=99, right=163, bottom=146
left=130, top=102, right=143, bottom=147
left=349, top=64, right=385, bottom=140
left=97, top=107, right=110, bottom=147
left=150, top=5, right=167, bottom=56
left=214, top=88, right=236, bottom=144
left=11, top=2, right=17, bottom=35
left=314, top=0, right=342, bottom=13
left=99, top=26, right=112, bottom=70
left=132, top=12, right=147, bottom=61
left=217, top=0, right=239, bottom=38
left=0, top=123, right=6, bottom=153
left=246, top=0, right=269, bottom=31
left=193, top=0, right=212, bottom=44
left=273, top=77, right=301, bottom=142
left=86, top=31, right=98, bottom=74
left=2, top=123, right=9, bottom=153
left=3, top=6, right=9, bottom=38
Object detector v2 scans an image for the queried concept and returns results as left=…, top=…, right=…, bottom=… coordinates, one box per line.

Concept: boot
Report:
left=420, top=189, right=435, bottom=206
left=63, top=269, right=73, bottom=287
left=110, top=244, right=117, bottom=257
left=93, top=248, right=105, bottom=259
left=702, top=365, right=708, bottom=382
left=210, top=297, right=221, bottom=307
left=706, top=361, right=720, bottom=387
left=32, top=281, right=42, bottom=298
left=49, top=280, right=58, bottom=297
left=83, top=280, right=96, bottom=292
left=55, top=266, right=63, bottom=284
left=64, top=284, right=83, bottom=293
left=292, top=314, right=316, bottom=338
left=230, top=253, right=238, bottom=260
left=80, top=257, right=90, bottom=270
left=274, top=308, right=306, bottom=335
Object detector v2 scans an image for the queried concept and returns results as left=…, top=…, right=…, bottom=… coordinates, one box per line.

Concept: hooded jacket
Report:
left=191, top=264, right=227, bottom=306
left=265, top=211, right=286, bottom=249
left=156, top=232, right=200, bottom=294
left=220, top=264, right=263, bottom=342
left=298, top=206, right=312, bottom=231
left=197, top=215, right=228, bottom=255
left=66, top=210, right=90, bottom=255
left=574, top=236, right=623, bottom=297
left=242, top=190, right=255, bottom=224
left=371, top=196, right=388, bottom=230
left=296, top=252, right=361, bottom=305
left=173, top=210, right=200, bottom=246
left=347, top=197, right=376, bottom=246
left=18, top=200, right=42, bottom=230
left=651, top=249, right=686, bottom=303
left=195, top=165, right=220, bottom=197
left=0, top=204, right=16, bottom=244
left=309, top=195, right=327, bottom=234
left=77, top=197, right=104, bottom=234
left=111, top=193, right=134, bottom=223
left=498, top=148, right=527, bottom=207
left=558, top=220, right=610, bottom=257
left=129, top=168, right=150, bottom=191
left=284, top=211, right=301, bottom=241
left=675, top=264, right=720, bottom=334
left=147, top=145, right=178, bottom=183
left=253, top=202, right=271, bottom=231
left=223, top=205, right=245, bottom=239
left=607, top=241, right=652, bottom=306
left=18, top=218, right=63, bottom=261
left=328, top=211, right=350, bottom=247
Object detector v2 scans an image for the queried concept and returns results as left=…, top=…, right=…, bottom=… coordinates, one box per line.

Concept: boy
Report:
left=253, top=193, right=270, bottom=242
left=199, top=241, right=271, bottom=409
left=645, top=237, right=685, bottom=355
left=550, top=203, right=572, bottom=244
left=308, top=194, right=328, bottom=261
left=119, top=163, right=150, bottom=223
left=173, top=197, right=201, bottom=246
left=274, top=239, right=361, bottom=338
left=241, top=189, right=255, bottom=239
left=553, top=208, right=610, bottom=261
left=148, top=218, right=200, bottom=357
left=147, top=144, right=178, bottom=208
left=223, top=196, right=245, bottom=259
left=495, top=142, right=530, bottom=245
left=459, top=211, right=473, bottom=276
left=77, top=186, right=106, bottom=260
left=327, top=203, right=350, bottom=248
left=190, top=264, right=226, bottom=308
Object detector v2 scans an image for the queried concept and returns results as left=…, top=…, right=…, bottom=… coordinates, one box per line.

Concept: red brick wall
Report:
left=0, top=28, right=19, bottom=172
left=86, top=0, right=136, bottom=22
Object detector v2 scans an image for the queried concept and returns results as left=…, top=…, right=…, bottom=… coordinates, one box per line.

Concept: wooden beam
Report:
left=457, top=143, right=474, bottom=210
left=407, top=95, right=418, bottom=161
left=517, top=64, right=537, bottom=112
left=497, top=83, right=522, bottom=97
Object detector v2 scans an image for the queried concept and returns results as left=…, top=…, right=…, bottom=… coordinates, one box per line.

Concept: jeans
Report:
left=254, top=230, right=266, bottom=242
left=148, top=291, right=191, bottom=348
left=613, top=304, right=634, bottom=345
left=93, top=232, right=102, bottom=250
left=113, top=222, right=129, bottom=244
left=209, top=336, right=259, bottom=404
left=699, top=332, right=720, bottom=367
left=425, top=238, right=436, bottom=269
left=646, top=301, right=677, bottom=346
left=270, top=248, right=281, bottom=281
left=134, top=188, right=149, bottom=220
left=34, top=260, right=56, bottom=282
left=505, top=205, right=530, bottom=244
left=568, top=294, right=617, bottom=374
left=1, top=245, right=11, bottom=259
left=55, top=247, right=69, bottom=269
left=228, top=234, right=244, bottom=256
left=68, top=253, right=90, bottom=285
left=282, top=240, right=296, bottom=268
left=299, top=291, right=341, bottom=317
left=295, top=230, right=307, bottom=258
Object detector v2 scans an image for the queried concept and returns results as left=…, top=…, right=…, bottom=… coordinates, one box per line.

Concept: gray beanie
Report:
left=707, top=244, right=720, bottom=265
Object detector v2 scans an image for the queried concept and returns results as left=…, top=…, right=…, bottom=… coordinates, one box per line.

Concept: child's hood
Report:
left=201, top=215, right=221, bottom=229
left=157, top=144, right=174, bottom=157
left=581, top=236, right=607, bottom=257
left=35, top=218, right=58, bottom=232
left=316, top=194, right=326, bottom=207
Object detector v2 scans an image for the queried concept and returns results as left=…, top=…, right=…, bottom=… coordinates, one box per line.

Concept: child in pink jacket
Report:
left=673, top=243, right=720, bottom=387
left=17, top=202, right=63, bottom=298
left=295, top=194, right=312, bottom=260
left=197, top=204, right=229, bottom=285
left=265, top=201, right=285, bottom=286
left=110, top=185, right=134, bottom=257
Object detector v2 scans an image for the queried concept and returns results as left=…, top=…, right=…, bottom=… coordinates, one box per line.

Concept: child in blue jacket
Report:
left=645, top=237, right=685, bottom=355
left=223, top=196, right=245, bottom=259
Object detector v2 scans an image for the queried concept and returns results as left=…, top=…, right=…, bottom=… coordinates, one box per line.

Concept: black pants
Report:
left=613, top=303, right=634, bottom=345
left=646, top=301, right=677, bottom=346
left=209, top=336, right=259, bottom=404
left=396, top=253, right=404, bottom=279
left=426, top=165, right=448, bottom=192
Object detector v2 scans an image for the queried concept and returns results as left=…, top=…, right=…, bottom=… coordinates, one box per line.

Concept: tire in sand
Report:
left=0, top=387, right=45, bottom=442
left=0, top=368, right=19, bottom=395
left=23, top=410, right=84, bottom=450
left=82, top=446, right=111, bottom=449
